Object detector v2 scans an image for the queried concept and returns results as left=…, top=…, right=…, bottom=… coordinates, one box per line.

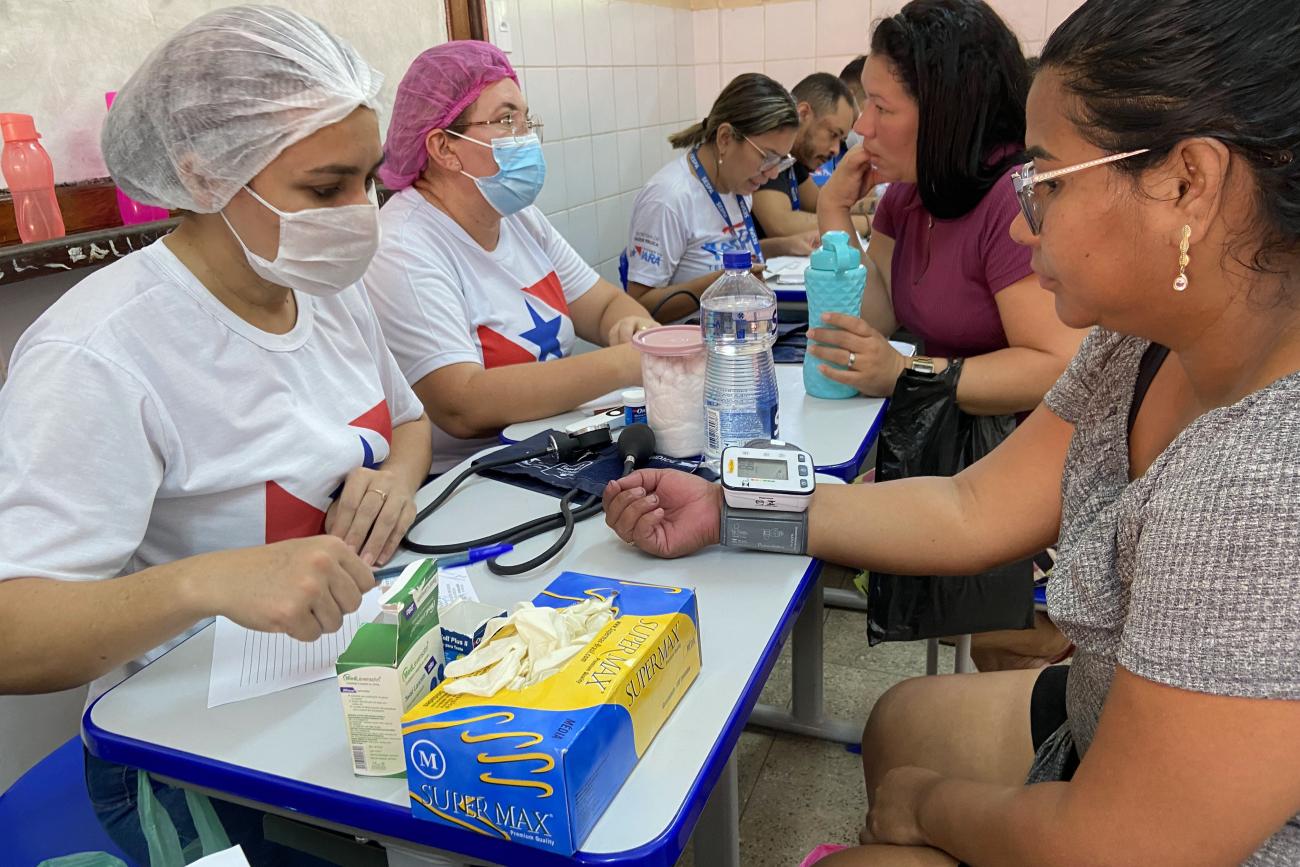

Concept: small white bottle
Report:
left=622, top=387, right=648, bottom=426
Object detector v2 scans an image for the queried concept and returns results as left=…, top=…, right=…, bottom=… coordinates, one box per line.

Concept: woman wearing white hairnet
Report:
left=362, top=42, right=658, bottom=474
left=0, top=6, right=430, bottom=861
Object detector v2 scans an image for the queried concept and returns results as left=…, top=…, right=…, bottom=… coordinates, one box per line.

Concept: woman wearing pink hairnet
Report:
left=364, top=42, right=658, bottom=473
left=0, top=7, right=430, bottom=862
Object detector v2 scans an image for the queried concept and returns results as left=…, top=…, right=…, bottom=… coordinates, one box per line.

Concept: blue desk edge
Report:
left=83, top=558, right=827, bottom=867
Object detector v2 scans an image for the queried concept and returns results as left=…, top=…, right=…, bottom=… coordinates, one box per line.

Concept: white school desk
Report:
left=85, top=459, right=854, bottom=867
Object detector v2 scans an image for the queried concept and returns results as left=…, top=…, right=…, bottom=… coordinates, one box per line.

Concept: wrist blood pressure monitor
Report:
left=720, top=440, right=814, bottom=554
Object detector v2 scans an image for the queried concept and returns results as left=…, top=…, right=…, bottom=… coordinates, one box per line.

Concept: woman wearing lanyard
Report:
left=363, top=42, right=657, bottom=474
left=625, top=73, right=821, bottom=322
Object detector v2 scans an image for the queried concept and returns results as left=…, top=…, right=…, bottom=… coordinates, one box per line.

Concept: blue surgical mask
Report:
left=447, top=130, right=546, bottom=216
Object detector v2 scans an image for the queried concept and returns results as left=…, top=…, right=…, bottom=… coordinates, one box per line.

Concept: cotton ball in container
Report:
left=632, top=326, right=708, bottom=458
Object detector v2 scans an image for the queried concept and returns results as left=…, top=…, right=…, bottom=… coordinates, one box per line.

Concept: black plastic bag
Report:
left=867, top=359, right=1034, bottom=645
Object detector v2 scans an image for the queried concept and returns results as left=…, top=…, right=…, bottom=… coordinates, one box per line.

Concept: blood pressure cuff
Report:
left=478, top=430, right=717, bottom=499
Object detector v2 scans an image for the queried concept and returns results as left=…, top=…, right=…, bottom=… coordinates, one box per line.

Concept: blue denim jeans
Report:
left=84, top=749, right=333, bottom=866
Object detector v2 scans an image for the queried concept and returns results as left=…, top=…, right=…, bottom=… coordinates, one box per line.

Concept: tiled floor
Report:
left=674, top=567, right=956, bottom=867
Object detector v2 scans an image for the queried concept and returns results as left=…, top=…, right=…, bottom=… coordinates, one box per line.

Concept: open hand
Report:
left=325, top=467, right=416, bottom=566
left=603, top=470, right=722, bottom=558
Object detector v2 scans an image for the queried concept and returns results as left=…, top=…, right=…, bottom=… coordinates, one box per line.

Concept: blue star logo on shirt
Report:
left=359, top=435, right=378, bottom=470
left=328, top=434, right=382, bottom=500
left=519, top=300, right=563, bottom=361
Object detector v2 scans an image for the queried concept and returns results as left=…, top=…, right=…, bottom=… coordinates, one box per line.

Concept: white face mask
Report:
left=221, top=185, right=381, bottom=297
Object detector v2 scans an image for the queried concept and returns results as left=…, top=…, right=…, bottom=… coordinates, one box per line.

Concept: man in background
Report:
left=752, top=72, right=870, bottom=239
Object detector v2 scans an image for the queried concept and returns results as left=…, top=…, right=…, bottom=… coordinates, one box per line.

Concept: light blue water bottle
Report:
left=803, top=231, right=867, bottom=399
left=702, top=251, right=779, bottom=470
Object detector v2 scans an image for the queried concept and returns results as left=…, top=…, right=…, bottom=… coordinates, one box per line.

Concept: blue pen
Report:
left=434, top=543, right=514, bottom=569
left=372, top=543, right=514, bottom=583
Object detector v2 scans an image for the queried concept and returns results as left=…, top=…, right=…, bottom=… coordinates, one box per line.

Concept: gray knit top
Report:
left=1026, top=328, right=1300, bottom=864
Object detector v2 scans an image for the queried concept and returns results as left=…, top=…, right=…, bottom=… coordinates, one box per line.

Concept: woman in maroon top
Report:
left=812, top=0, right=1087, bottom=669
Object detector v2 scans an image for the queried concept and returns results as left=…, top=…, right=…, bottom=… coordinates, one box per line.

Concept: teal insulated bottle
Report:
left=803, top=231, right=867, bottom=399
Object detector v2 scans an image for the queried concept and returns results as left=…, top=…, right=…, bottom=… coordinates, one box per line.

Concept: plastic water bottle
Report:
left=804, top=231, right=867, bottom=399
left=702, top=251, right=779, bottom=469
left=0, top=113, right=65, bottom=243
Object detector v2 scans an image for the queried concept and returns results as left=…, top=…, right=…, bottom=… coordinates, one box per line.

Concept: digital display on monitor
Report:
left=737, top=457, right=788, bottom=480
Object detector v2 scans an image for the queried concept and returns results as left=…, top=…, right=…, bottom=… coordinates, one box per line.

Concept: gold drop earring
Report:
left=1174, top=225, right=1191, bottom=292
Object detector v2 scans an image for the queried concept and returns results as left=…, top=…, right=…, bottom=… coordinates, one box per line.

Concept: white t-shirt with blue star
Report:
left=364, top=188, right=600, bottom=472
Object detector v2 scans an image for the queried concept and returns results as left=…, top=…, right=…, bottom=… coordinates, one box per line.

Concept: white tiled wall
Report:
left=694, top=0, right=1086, bottom=98
left=497, top=0, right=702, bottom=285
left=496, top=0, right=1086, bottom=285
left=0, top=0, right=448, bottom=185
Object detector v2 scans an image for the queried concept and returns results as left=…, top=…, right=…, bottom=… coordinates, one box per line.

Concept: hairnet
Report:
left=378, top=41, right=518, bottom=190
left=102, top=5, right=383, bottom=213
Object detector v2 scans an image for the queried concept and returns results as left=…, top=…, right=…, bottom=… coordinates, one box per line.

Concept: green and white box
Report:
left=337, top=560, right=444, bottom=776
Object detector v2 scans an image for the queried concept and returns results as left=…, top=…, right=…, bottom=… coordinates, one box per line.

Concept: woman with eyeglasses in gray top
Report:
left=605, top=1, right=1300, bottom=863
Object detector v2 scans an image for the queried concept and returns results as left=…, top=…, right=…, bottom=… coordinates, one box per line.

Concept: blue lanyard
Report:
left=688, top=148, right=762, bottom=261
left=788, top=169, right=801, bottom=212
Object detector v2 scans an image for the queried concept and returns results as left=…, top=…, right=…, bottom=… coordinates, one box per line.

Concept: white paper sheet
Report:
left=207, top=590, right=382, bottom=708
left=762, top=255, right=810, bottom=285
left=437, top=565, right=479, bottom=611
left=191, top=846, right=250, bottom=866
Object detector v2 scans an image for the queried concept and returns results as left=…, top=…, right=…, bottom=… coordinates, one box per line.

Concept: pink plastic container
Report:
left=632, top=325, right=708, bottom=458
left=105, top=92, right=169, bottom=225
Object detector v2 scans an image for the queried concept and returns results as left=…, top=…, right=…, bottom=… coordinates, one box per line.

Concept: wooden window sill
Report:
left=0, top=218, right=179, bottom=286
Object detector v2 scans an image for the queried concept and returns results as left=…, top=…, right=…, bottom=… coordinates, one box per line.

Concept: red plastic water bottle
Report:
left=0, top=113, right=65, bottom=243
left=0, top=113, right=65, bottom=244
left=105, top=92, right=169, bottom=225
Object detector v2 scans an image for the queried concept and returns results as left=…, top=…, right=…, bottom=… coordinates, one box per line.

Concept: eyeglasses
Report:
left=453, top=111, right=545, bottom=143
left=1011, top=148, right=1149, bottom=234
left=741, top=134, right=797, bottom=173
